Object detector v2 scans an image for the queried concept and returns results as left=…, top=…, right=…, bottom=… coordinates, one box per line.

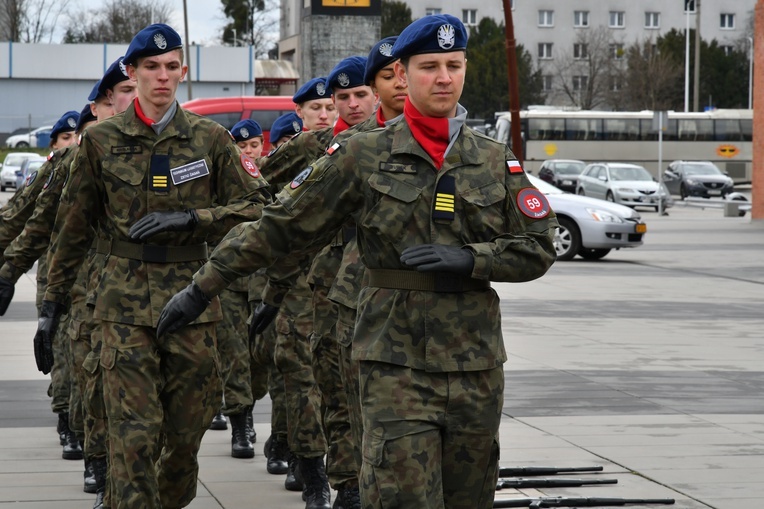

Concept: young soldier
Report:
left=294, top=77, right=337, bottom=131
left=37, top=24, right=271, bottom=509
left=268, top=112, right=303, bottom=149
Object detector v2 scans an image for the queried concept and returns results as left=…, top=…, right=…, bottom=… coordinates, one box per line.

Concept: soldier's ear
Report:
left=394, top=61, right=407, bottom=88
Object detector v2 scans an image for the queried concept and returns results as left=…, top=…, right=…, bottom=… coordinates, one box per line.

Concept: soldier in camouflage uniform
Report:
left=157, top=14, right=558, bottom=509
left=36, top=24, right=271, bottom=509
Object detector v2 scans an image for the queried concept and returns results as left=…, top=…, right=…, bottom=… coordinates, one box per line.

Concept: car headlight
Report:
left=616, top=187, right=636, bottom=193
left=685, top=178, right=700, bottom=185
left=586, top=208, right=624, bottom=223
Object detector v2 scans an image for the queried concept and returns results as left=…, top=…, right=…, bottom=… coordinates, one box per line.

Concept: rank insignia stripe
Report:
left=506, top=160, right=524, bottom=174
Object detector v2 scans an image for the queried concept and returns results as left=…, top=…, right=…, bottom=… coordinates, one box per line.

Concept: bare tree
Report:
left=63, top=0, right=172, bottom=43
left=1, top=0, right=71, bottom=42
left=619, top=39, right=683, bottom=111
left=220, top=0, right=279, bottom=59
left=551, top=27, right=624, bottom=110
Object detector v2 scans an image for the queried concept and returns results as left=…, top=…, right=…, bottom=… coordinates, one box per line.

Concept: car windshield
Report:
left=27, top=161, right=45, bottom=171
left=610, top=166, right=652, bottom=181
left=527, top=174, right=563, bottom=195
left=4, top=155, right=28, bottom=166
left=683, top=163, right=722, bottom=176
left=555, top=162, right=585, bottom=175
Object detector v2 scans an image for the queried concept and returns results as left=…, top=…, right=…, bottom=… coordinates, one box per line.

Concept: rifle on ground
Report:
left=493, top=497, right=675, bottom=508
left=496, top=478, right=618, bottom=490
left=499, top=466, right=604, bottom=477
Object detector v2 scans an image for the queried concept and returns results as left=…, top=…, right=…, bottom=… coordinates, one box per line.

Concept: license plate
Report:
left=562, top=179, right=573, bottom=186
left=708, top=189, right=722, bottom=196
left=635, top=224, right=647, bottom=233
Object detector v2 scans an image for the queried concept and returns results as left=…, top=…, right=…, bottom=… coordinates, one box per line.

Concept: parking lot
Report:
left=0, top=193, right=762, bottom=508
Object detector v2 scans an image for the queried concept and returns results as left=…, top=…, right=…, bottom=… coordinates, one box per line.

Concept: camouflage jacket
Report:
left=0, top=147, right=73, bottom=265
left=45, top=102, right=271, bottom=327
left=195, top=119, right=558, bottom=372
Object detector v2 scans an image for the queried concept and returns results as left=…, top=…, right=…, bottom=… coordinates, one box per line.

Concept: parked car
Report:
left=537, top=159, right=586, bottom=193
left=16, top=156, right=47, bottom=189
left=530, top=174, right=646, bottom=261
left=1, top=152, right=40, bottom=191
left=576, top=162, right=672, bottom=212
left=663, top=160, right=734, bottom=199
left=5, top=126, right=53, bottom=148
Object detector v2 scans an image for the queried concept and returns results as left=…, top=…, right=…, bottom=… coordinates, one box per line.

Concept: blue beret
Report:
left=326, top=56, right=368, bottom=92
left=87, top=56, right=130, bottom=101
left=50, top=111, right=81, bottom=140
left=75, top=103, right=97, bottom=132
left=269, top=112, right=303, bottom=142
left=391, top=14, right=468, bottom=59
left=292, top=77, right=329, bottom=104
left=124, top=24, right=183, bottom=65
left=364, top=36, right=398, bottom=85
left=231, top=120, right=263, bottom=142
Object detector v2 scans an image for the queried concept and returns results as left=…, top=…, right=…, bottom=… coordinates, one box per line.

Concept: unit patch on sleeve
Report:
left=516, top=187, right=550, bottom=219
left=240, top=154, right=261, bottom=178
left=290, top=166, right=313, bottom=189
left=506, top=160, right=524, bottom=174
left=169, top=159, right=210, bottom=186
left=26, top=170, right=38, bottom=188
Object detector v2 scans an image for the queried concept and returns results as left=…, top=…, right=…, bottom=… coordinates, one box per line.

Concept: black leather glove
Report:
left=248, top=302, right=279, bottom=342
left=128, top=210, right=199, bottom=241
left=156, top=281, right=212, bottom=337
left=34, top=300, right=65, bottom=374
left=0, top=276, right=14, bottom=316
left=400, top=244, right=475, bottom=275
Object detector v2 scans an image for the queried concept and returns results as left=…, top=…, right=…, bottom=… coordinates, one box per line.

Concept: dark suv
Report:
left=537, top=159, right=586, bottom=193
left=663, top=161, right=734, bottom=199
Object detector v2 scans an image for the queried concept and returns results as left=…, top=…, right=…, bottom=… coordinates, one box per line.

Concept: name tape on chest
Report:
left=170, top=159, right=210, bottom=186
left=516, top=187, right=550, bottom=219
left=112, top=145, right=143, bottom=155
left=380, top=162, right=417, bottom=174
left=507, top=160, right=524, bottom=174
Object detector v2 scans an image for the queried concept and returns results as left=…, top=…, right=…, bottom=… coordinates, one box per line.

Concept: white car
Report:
left=1, top=152, right=41, bottom=192
left=529, top=174, right=647, bottom=261
left=4, top=126, right=53, bottom=149
left=576, top=162, right=672, bottom=212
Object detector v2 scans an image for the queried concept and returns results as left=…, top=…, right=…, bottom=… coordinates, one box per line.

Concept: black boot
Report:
left=83, top=458, right=97, bottom=493
left=246, top=405, right=256, bottom=443
left=284, top=452, right=304, bottom=491
left=56, top=413, right=66, bottom=445
left=230, top=412, right=255, bottom=458
left=300, top=456, right=331, bottom=509
left=333, top=484, right=361, bottom=509
left=266, top=435, right=289, bottom=474
left=91, top=457, right=107, bottom=509
left=58, top=412, right=83, bottom=460
left=209, top=410, right=227, bottom=430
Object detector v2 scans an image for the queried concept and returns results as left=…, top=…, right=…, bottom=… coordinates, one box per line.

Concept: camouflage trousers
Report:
left=48, top=312, right=72, bottom=415
left=359, top=362, right=503, bottom=509
left=336, top=303, right=362, bottom=468
left=101, top=321, right=222, bottom=509
left=250, top=305, right=287, bottom=439
left=311, top=285, right=359, bottom=488
left=272, top=277, right=327, bottom=457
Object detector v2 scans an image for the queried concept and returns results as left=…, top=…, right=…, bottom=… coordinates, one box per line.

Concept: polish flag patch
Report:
left=241, top=154, right=260, bottom=178
left=326, top=142, right=341, bottom=156
left=507, top=160, right=524, bottom=174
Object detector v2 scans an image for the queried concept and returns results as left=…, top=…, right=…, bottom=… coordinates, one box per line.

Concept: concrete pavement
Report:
left=0, top=198, right=762, bottom=508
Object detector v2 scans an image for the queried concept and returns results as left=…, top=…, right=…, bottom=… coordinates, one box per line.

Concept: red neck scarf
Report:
left=133, top=98, right=155, bottom=127
left=333, top=116, right=351, bottom=137
left=375, top=107, right=387, bottom=127
left=403, top=97, right=449, bottom=169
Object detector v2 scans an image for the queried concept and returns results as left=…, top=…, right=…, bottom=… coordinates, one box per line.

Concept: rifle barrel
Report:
left=497, top=478, right=618, bottom=489
left=493, top=497, right=675, bottom=508
left=498, top=466, right=604, bottom=477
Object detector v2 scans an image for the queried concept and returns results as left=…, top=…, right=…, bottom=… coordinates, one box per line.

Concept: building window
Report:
left=645, top=12, right=660, bottom=29
left=721, top=45, right=734, bottom=56
left=720, top=13, right=735, bottom=29
left=538, top=10, right=554, bottom=27
left=573, top=75, right=588, bottom=91
left=538, top=43, right=553, bottom=59
left=574, top=43, right=588, bottom=59
left=609, top=43, right=625, bottom=60
left=684, top=0, right=696, bottom=13
left=542, top=75, right=553, bottom=92
left=574, top=10, right=589, bottom=28
left=426, top=7, right=442, bottom=16
left=609, top=11, right=625, bottom=28
left=462, top=9, right=477, bottom=26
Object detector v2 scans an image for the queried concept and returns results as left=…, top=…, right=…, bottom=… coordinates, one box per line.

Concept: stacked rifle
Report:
left=493, top=465, right=675, bottom=508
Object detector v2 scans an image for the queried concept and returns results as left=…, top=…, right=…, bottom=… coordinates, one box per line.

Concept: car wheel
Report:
left=577, top=188, right=585, bottom=196
left=554, top=217, right=581, bottom=261
left=578, top=248, right=611, bottom=260
left=606, top=191, right=615, bottom=202
left=16, top=141, right=29, bottom=148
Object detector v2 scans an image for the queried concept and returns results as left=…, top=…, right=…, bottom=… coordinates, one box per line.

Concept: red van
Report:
left=180, top=96, right=295, bottom=150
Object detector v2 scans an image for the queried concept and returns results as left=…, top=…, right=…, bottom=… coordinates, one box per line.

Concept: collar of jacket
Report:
left=120, top=100, right=192, bottom=140
left=389, top=119, right=483, bottom=168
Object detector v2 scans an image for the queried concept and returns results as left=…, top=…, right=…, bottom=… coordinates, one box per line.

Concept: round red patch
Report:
left=516, top=187, right=550, bottom=219
left=240, top=154, right=260, bottom=178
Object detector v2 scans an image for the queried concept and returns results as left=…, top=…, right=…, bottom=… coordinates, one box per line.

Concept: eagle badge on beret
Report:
left=316, top=82, right=326, bottom=96
left=67, top=117, right=77, bottom=128
left=119, top=59, right=128, bottom=76
left=338, top=73, right=350, bottom=87
left=379, top=43, right=393, bottom=57
left=240, top=127, right=249, bottom=138
left=437, top=24, right=455, bottom=50
left=154, top=33, right=167, bottom=50
left=292, top=121, right=301, bottom=132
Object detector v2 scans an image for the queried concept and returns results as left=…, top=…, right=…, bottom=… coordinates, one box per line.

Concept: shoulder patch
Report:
left=240, top=154, right=261, bottom=178
left=326, top=142, right=341, bottom=156
left=290, top=166, right=313, bottom=189
left=43, top=170, right=55, bottom=190
left=26, top=170, right=38, bottom=187
left=516, top=187, right=550, bottom=219
left=507, top=160, right=524, bottom=174
left=47, top=151, right=55, bottom=161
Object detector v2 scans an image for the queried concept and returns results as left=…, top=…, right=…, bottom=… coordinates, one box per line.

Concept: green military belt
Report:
left=367, top=269, right=490, bottom=293
left=95, top=238, right=208, bottom=263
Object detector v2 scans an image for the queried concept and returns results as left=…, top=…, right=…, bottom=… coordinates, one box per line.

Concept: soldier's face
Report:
left=396, top=51, right=466, bottom=118
left=236, top=137, right=263, bottom=159
left=52, top=131, right=77, bottom=150
left=332, top=85, right=375, bottom=126
left=108, top=80, right=138, bottom=115
left=296, top=98, right=336, bottom=131
left=128, top=50, right=187, bottom=110
left=91, top=96, right=115, bottom=122
left=372, top=62, right=408, bottom=116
